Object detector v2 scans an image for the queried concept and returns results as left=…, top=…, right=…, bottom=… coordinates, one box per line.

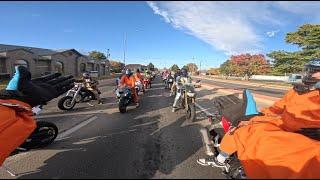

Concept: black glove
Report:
left=214, top=89, right=262, bottom=128
left=0, top=66, right=75, bottom=107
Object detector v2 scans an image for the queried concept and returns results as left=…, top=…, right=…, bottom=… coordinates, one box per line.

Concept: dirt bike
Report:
left=58, top=82, right=98, bottom=110
left=179, top=83, right=196, bottom=121
left=199, top=94, right=246, bottom=179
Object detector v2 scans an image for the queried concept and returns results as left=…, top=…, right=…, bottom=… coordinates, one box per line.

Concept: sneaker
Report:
left=172, top=107, right=177, bottom=112
left=98, top=101, right=103, bottom=105
left=197, top=156, right=226, bottom=168
left=135, top=103, right=140, bottom=108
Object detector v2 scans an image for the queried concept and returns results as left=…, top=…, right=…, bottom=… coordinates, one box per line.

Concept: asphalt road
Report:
left=0, top=76, right=282, bottom=179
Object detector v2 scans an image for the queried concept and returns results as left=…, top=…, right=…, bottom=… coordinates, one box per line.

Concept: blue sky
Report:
left=0, top=1, right=320, bottom=69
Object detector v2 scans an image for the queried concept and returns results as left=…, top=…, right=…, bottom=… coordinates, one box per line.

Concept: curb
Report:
left=192, top=76, right=291, bottom=90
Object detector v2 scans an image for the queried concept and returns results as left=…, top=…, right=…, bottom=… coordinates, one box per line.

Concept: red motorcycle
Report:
left=143, top=78, right=151, bottom=90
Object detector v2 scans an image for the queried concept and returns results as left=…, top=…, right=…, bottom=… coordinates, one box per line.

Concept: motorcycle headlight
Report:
left=187, top=92, right=196, bottom=97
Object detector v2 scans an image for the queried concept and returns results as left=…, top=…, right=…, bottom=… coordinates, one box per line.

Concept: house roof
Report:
left=0, top=44, right=57, bottom=56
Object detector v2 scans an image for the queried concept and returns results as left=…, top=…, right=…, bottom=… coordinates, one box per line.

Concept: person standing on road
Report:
left=197, top=59, right=320, bottom=178
left=119, top=69, right=140, bottom=107
left=0, top=66, right=74, bottom=167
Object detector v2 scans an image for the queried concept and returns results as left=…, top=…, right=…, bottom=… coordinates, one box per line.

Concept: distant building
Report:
left=125, top=64, right=148, bottom=72
left=0, top=44, right=110, bottom=80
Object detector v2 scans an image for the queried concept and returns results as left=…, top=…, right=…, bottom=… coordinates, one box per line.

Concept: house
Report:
left=125, top=64, right=148, bottom=72
left=0, top=44, right=110, bottom=80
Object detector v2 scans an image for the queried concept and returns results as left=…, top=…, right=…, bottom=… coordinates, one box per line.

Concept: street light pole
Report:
left=123, top=32, right=127, bottom=67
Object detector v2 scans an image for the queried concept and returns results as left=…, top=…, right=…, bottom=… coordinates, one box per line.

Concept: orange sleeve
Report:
left=261, top=89, right=296, bottom=116
left=0, top=100, right=36, bottom=166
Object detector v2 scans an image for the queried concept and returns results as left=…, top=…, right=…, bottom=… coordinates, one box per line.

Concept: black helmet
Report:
left=302, top=59, right=320, bottom=85
left=125, top=69, right=132, bottom=76
left=136, top=68, right=140, bottom=73
left=181, top=68, right=188, bottom=77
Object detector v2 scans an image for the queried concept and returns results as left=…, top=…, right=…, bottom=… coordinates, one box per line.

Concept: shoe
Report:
left=98, top=101, right=103, bottom=105
left=135, top=103, right=140, bottom=108
left=172, top=107, right=177, bottom=112
left=197, top=156, right=226, bottom=168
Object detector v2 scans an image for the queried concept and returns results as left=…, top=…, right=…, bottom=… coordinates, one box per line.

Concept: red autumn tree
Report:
left=230, top=53, right=270, bottom=79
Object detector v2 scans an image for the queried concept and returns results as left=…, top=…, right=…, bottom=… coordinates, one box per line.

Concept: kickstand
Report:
left=2, top=165, right=16, bottom=177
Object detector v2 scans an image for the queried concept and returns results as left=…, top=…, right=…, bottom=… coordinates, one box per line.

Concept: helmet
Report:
left=181, top=68, right=188, bottom=77
left=136, top=68, right=140, bottom=73
left=82, top=72, right=90, bottom=78
left=125, top=69, right=132, bottom=76
left=302, top=59, right=320, bottom=86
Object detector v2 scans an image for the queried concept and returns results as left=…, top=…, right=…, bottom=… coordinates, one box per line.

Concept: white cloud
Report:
left=266, top=30, right=280, bottom=38
left=147, top=1, right=320, bottom=56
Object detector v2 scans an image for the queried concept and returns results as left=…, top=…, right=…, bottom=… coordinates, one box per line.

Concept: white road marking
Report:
left=195, top=103, right=214, bottom=116
left=56, top=116, right=98, bottom=141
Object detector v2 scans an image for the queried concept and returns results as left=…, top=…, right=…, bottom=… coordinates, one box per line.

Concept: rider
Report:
left=134, top=68, right=144, bottom=92
left=119, top=69, right=140, bottom=107
left=144, top=69, right=152, bottom=87
left=0, top=65, right=74, bottom=166
left=81, top=72, right=103, bottom=105
left=172, top=68, right=192, bottom=112
left=197, top=59, right=320, bottom=178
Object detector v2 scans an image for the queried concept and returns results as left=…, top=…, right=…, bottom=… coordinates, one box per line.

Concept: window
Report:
left=54, top=61, right=64, bottom=73
left=14, top=59, right=28, bottom=68
left=80, top=63, right=86, bottom=73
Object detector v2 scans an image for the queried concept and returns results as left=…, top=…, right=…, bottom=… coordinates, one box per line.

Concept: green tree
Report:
left=185, top=63, right=198, bottom=73
left=148, top=63, right=155, bottom=71
left=219, top=60, right=236, bottom=76
left=267, top=24, right=320, bottom=75
left=170, top=64, right=180, bottom=72
left=89, top=51, right=107, bottom=60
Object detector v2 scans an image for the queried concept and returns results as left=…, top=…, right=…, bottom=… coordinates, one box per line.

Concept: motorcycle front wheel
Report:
left=186, top=103, right=196, bottom=121
left=58, top=96, right=76, bottom=110
left=19, top=121, right=58, bottom=150
left=119, top=97, right=127, bottom=113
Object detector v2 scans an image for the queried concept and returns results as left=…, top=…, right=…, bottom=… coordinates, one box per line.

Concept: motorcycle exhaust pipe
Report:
left=200, top=127, right=215, bottom=156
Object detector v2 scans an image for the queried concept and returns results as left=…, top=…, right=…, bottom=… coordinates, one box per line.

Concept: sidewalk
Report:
left=192, top=75, right=292, bottom=90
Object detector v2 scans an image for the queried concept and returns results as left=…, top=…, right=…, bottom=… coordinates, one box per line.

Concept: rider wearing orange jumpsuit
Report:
left=120, top=69, right=139, bottom=107
left=0, top=66, right=74, bottom=166
left=198, top=59, right=320, bottom=178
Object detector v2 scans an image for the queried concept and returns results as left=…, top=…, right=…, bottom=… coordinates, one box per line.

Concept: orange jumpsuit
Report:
left=220, top=89, right=320, bottom=178
left=120, top=75, right=139, bottom=103
left=134, top=72, right=143, bottom=82
left=0, top=99, right=36, bottom=166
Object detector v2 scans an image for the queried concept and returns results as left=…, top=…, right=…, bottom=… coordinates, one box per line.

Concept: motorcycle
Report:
left=135, top=80, right=144, bottom=95
left=199, top=94, right=246, bottom=179
left=179, top=83, right=196, bottom=121
left=117, top=87, right=135, bottom=113
left=58, top=82, right=97, bottom=110
left=167, top=75, right=174, bottom=89
left=16, top=106, right=58, bottom=152
left=143, top=78, right=152, bottom=89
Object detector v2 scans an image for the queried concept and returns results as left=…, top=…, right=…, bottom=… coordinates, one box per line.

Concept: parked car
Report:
left=288, top=74, right=303, bottom=83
